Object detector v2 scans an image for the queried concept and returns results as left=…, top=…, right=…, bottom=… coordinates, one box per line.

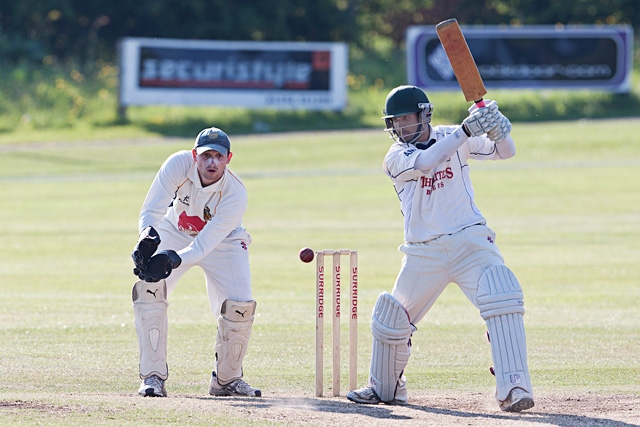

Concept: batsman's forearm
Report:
left=414, top=128, right=468, bottom=172
left=495, top=136, right=516, bottom=159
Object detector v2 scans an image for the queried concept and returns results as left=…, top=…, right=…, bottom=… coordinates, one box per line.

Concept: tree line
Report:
left=0, top=0, right=637, bottom=67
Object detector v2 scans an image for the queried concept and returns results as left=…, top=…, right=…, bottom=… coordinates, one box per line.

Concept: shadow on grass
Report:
left=132, top=110, right=378, bottom=137
left=187, top=395, right=638, bottom=426
left=112, top=90, right=640, bottom=139
left=502, top=91, right=640, bottom=123
left=412, top=405, right=639, bottom=427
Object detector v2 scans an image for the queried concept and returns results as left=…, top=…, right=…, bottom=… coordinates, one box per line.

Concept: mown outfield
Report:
left=0, top=120, right=638, bottom=426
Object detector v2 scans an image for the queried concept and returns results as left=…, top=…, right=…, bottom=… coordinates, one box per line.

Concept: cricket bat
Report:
left=436, top=18, right=486, bottom=108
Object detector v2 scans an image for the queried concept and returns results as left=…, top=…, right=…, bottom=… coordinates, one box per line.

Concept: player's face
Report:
left=193, top=149, right=232, bottom=187
left=392, top=113, right=421, bottom=141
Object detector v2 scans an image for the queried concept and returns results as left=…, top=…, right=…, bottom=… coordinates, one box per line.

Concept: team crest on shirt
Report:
left=178, top=211, right=206, bottom=235
left=203, top=206, right=212, bottom=221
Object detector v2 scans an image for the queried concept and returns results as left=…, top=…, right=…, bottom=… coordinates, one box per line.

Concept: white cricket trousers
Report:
left=391, top=224, right=505, bottom=324
left=156, top=221, right=253, bottom=318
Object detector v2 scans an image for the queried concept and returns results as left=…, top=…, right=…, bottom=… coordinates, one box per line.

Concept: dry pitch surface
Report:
left=2, top=391, right=638, bottom=426
left=160, top=392, right=640, bottom=426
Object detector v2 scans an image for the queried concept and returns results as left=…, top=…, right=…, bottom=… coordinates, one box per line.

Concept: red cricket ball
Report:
left=299, top=247, right=315, bottom=263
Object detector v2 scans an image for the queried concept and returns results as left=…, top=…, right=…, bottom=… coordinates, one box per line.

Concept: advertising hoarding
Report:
left=118, top=38, right=348, bottom=110
left=407, top=25, right=633, bottom=92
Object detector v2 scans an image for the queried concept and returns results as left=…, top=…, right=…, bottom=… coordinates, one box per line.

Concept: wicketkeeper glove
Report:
left=461, top=100, right=499, bottom=137
left=137, top=250, right=182, bottom=282
left=487, top=113, right=512, bottom=142
left=131, top=226, right=161, bottom=276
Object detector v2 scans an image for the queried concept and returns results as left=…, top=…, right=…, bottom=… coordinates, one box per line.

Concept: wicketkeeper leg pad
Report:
left=477, top=265, right=532, bottom=402
left=214, top=299, right=257, bottom=385
left=369, top=292, right=415, bottom=402
left=133, top=280, right=169, bottom=380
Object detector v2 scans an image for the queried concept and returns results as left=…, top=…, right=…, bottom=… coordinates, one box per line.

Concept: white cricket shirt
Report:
left=139, top=150, right=248, bottom=266
left=383, top=125, right=515, bottom=243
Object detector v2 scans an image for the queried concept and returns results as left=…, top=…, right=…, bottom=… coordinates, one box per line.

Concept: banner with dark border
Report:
left=407, top=25, right=633, bottom=93
left=118, top=38, right=348, bottom=110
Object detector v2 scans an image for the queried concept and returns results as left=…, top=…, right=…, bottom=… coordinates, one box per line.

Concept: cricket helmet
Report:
left=382, top=85, right=433, bottom=143
left=383, top=85, right=432, bottom=117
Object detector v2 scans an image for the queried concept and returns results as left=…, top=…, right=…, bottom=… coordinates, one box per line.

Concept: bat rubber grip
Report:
left=475, top=99, right=486, bottom=108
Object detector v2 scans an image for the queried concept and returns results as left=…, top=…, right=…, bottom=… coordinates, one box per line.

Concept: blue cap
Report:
left=194, top=127, right=230, bottom=156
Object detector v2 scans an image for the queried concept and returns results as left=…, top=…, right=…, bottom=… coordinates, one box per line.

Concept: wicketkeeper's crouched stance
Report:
left=131, top=127, right=260, bottom=398
left=347, top=85, right=534, bottom=412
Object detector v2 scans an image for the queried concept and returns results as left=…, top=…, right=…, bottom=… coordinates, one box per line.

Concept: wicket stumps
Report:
left=315, top=249, right=358, bottom=397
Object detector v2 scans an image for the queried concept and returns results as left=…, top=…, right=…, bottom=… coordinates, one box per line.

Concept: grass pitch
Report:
left=0, top=120, right=639, bottom=425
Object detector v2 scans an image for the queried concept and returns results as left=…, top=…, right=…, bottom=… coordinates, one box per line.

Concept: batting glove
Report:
left=137, top=250, right=182, bottom=282
left=487, top=113, right=512, bottom=142
left=132, top=226, right=161, bottom=275
left=461, top=100, right=499, bottom=137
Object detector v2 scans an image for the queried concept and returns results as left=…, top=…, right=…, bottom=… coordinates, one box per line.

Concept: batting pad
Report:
left=214, top=299, right=256, bottom=385
left=133, top=280, right=169, bottom=380
left=369, top=292, right=414, bottom=402
left=477, top=266, right=532, bottom=401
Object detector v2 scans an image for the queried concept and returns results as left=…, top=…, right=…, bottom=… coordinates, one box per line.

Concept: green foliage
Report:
left=1, top=1, right=638, bottom=64
left=495, top=0, right=638, bottom=27
left=2, top=62, right=639, bottom=141
left=0, top=60, right=119, bottom=133
left=0, top=1, right=357, bottom=64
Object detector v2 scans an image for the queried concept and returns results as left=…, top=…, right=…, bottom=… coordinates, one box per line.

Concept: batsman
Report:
left=130, top=127, right=261, bottom=398
left=347, top=85, right=534, bottom=412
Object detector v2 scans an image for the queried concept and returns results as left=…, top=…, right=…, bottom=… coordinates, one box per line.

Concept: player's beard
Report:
left=398, top=123, right=425, bottom=145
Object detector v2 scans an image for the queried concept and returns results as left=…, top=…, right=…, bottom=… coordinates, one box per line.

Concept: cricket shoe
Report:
left=138, top=375, right=167, bottom=397
left=499, top=387, right=535, bottom=412
left=346, top=385, right=407, bottom=405
left=209, top=371, right=261, bottom=397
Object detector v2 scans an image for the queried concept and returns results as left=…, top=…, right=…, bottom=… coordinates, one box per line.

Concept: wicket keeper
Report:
left=131, top=127, right=261, bottom=398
